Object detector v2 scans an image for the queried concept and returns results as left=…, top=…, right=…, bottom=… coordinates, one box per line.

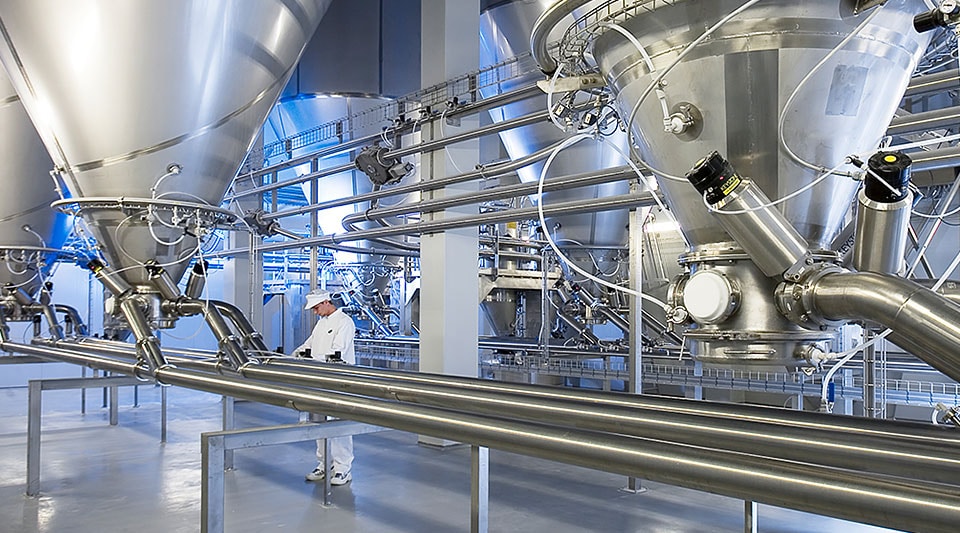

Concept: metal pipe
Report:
left=904, top=69, right=960, bottom=97
left=530, top=0, right=594, bottom=74
left=184, top=260, right=208, bottom=300
left=26, top=303, right=64, bottom=340
left=572, top=286, right=631, bottom=335
left=810, top=271, right=960, bottom=384
left=852, top=152, right=912, bottom=275
left=888, top=106, right=960, bottom=136
left=169, top=299, right=250, bottom=369
left=234, top=83, right=544, bottom=197
left=909, top=145, right=960, bottom=173
left=343, top=166, right=633, bottom=228
left=265, top=359, right=960, bottom=446
left=54, top=304, right=88, bottom=336
left=640, top=309, right=684, bottom=345
left=258, top=138, right=565, bottom=222
left=254, top=193, right=657, bottom=254
left=32, top=334, right=960, bottom=449
left=236, top=362, right=960, bottom=485
left=30, top=333, right=960, bottom=501
left=232, top=107, right=558, bottom=202
left=209, top=300, right=271, bottom=355
left=88, top=259, right=134, bottom=297
left=687, top=152, right=809, bottom=277
left=118, top=297, right=166, bottom=372
left=17, top=340, right=960, bottom=532
left=129, top=370, right=960, bottom=532
left=146, top=262, right=183, bottom=302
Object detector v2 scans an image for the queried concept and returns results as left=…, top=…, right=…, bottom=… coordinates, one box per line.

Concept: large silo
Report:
left=0, top=69, right=68, bottom=297
left=536, top=0, right=931, bottom=365
left=0, top=0, right=333, bottom=329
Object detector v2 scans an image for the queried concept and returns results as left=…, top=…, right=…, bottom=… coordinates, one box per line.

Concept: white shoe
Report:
left=305, top=466, right=324, bottom=482
left=330, top=471, right=352, bottom=486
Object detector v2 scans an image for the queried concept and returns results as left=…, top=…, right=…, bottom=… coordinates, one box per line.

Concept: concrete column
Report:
left=418, top=0, right=480, bottom=447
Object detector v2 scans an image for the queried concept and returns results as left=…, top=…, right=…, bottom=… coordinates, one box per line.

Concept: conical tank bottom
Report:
left=481, top=0, right=631, bottom=248
left=0, top=68, right=68, bottom=296
left=0, top=0, right=332, bottom=286
left=591, top=0, right=930, bottom=250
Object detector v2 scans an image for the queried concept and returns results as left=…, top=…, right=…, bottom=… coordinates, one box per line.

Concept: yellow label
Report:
left=720, top=174, right=741, bottom=196
left=883, top=154, right=897, bottom=163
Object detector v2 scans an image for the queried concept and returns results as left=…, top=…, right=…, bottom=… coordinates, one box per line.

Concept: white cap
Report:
left=682, top=270, right=736, bottom=324
left=304, top=289, right=333, bottom=310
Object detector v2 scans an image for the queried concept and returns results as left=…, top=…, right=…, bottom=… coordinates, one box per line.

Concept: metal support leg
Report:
left=81, top=367, right=86, bottom=414
left=322, top=438, right=332, bottom=505
left=222, top=396, right=235, bottom=470
left=199, top=420, right=385, bottom=533
left=201, top=433, right=225, bottom=533
left=26, top=380, right=41, bottom=497
left=471, top=445, right=489, bottom=533
left=109, top=383, right=119, bottom=426
left=744, top=500, right=758, bottom=533
left=621, top=476, right=647, bottom=494
left=161, top=385, right=168, bottom=443
left=133, top=385, right=139, bottom=408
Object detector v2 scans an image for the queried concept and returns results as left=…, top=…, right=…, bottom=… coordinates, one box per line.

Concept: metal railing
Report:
left=356, top=339, right=960, bottom=407
left=248, top=51, right=543, bottom=165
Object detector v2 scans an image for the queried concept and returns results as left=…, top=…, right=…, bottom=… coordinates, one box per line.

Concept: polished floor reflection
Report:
left=0, top=378, right=901, bottom=532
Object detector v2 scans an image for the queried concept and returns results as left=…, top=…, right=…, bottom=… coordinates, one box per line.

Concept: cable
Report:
left=623, top=0, right=765, bottom=183
left=778, top=7, right=883, bottom=173
left=536, top=133, right=670, bottom=311
left=439, top=106, right=466, bottom=176
left=704, top=157, right=853, bottom=215
left=600, top=22, right=672, bottom=128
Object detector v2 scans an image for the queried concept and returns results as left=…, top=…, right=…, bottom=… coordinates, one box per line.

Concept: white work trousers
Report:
left=317, top=435, right=354, bottom=474
left=310, top=413, right=354, bottom=474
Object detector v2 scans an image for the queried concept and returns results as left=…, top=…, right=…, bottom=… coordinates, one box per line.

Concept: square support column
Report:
left=418, top=0, right=480, bottom=448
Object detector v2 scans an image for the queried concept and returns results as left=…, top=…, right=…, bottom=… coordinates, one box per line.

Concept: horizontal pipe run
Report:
left=259, top=139, right=565, bottom=222
left=908, top=145, right=960, bottom=173
left=268, top=358, right=960, bottom=446
left=16, top=338, right=960, bottom=530
left=31, top=345, right=960, bottom=532
left=231, top=107, right=556, bottom=202
left=235, top=83, right=545, bottom=192
left=904, top=70, right=960, bottom=97
left=31, top=336, right=960, bottom=448
left=239, top=361, right=960, bottom=484
left=343, top=166, right=633, bottom=229
left=253, top=193, right=656, bottom=254
left=888, top=107, right=960, bottom=136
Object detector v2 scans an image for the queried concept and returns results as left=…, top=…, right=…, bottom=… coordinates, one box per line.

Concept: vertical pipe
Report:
left=26, top=380, right=41, bottom=496
left=201, top=433, right=225, bottom=533
left=471, top=445, right=489, bottom=533
left=222, top=396, right=235, bottom=471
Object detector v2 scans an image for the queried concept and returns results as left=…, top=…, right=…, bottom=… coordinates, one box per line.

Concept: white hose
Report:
left=536, top=133, right=670, bottom=310
left=778, top=7, right=883, bottom=173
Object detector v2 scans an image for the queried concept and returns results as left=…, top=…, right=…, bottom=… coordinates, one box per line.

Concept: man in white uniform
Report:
left=293, top=289, right=356, bottom=485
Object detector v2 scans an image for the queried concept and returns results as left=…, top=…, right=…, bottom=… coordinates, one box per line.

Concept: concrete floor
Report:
left=0, top=372, right=902, bottom=533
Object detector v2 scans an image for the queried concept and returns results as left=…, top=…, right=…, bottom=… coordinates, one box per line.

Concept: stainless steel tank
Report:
left=580, top=0, right=931, bottom=365
left=481, top=0, right=635, bottom=341
left=0, top=0, right=332, bottom=290
left=482, top=0, right=633, bottom=248
left=0, top=69, right=68, bottom=296
left=266, top=1, right=420, bottom=336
